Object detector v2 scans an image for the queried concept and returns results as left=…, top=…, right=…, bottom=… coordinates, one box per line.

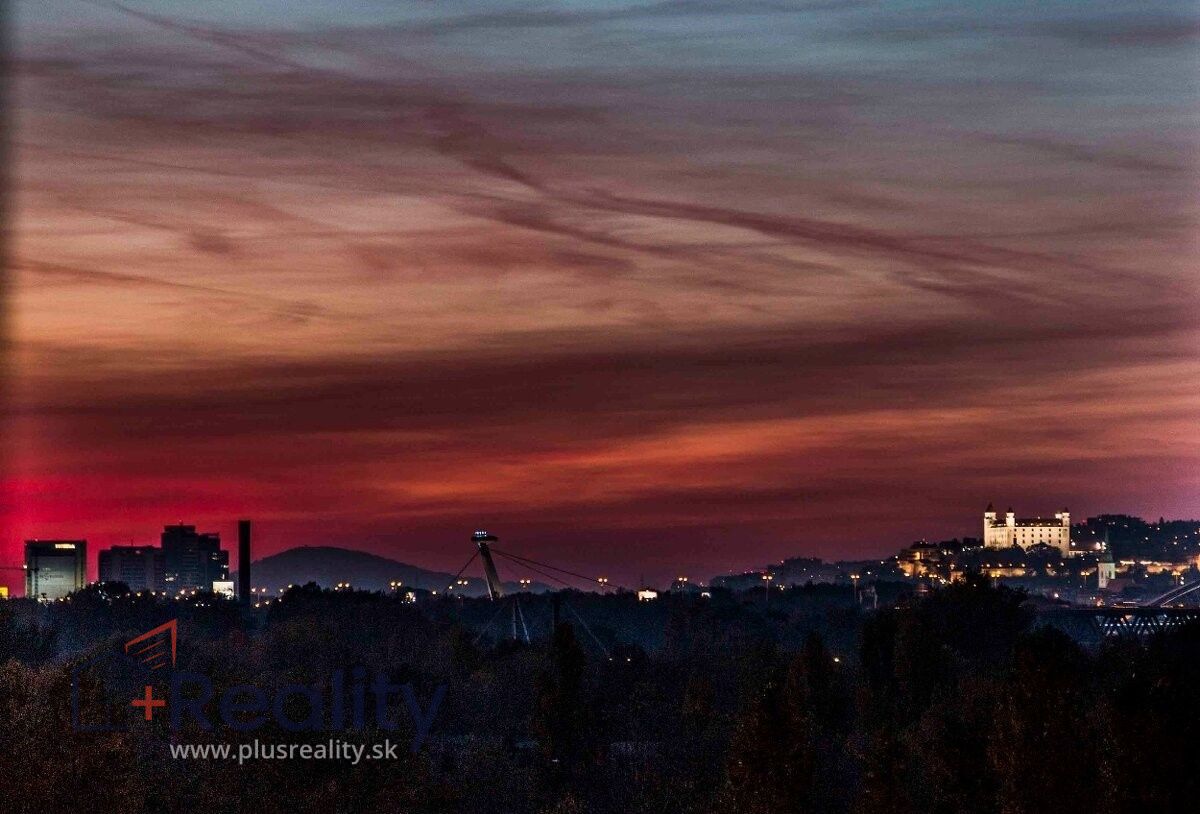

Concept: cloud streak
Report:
left=5, top=0, right=1198, bottom=583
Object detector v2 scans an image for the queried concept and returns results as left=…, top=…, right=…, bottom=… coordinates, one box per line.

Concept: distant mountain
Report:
left=234, top=545, right=548, bottom=597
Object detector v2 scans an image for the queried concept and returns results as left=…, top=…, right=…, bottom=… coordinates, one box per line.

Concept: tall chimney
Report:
left=238, top=519, right=251, bottom=603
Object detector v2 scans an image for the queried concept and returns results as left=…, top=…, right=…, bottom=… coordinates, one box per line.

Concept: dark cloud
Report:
left=984, top=136, right=1184, bottom=175
left=1039, top=15, right=1200, bottom=48
left=17, top=309, right=1196, bottom=450
left=382, top=0, right=865, bottom=37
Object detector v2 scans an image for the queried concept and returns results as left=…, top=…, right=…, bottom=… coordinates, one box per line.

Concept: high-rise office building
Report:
left=98, top=545, right=166, bottom=592
left=25, top=540, right=87, bottom=600
left=161, top=524, right=229, bottom=592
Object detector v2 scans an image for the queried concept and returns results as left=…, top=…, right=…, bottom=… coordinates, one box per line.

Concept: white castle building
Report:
left=983, top=503, right=1072, bottom=556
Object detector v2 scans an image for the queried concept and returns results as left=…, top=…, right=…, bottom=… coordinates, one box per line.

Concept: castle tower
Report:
left=983, top=503, right=1006, bottom=548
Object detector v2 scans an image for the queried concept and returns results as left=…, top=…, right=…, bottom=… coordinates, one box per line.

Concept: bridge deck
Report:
left=1039, top=607, right=1200, bottom=638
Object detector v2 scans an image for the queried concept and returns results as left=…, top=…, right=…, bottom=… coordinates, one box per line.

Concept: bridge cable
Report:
left=1143, top=579, right=1200, bottom=607
left=445, top=550, right=480, bottom=591
left=491, top=551, right=577, bottom=592
left=490, top=552, right=612, bottom=658
left=490, top=547, right=618, bottom=592
left=515, top=596, right=531, bottom=643
left=471, top=599, right=512, bottom=647
left=565, top=601, right=612, bottom=660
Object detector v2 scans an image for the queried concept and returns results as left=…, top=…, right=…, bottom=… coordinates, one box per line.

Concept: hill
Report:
left=235, top=545, right=547, bottom=597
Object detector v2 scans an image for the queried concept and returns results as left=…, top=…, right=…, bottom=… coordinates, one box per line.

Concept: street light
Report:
left=761, top=572, right=774, bottom=603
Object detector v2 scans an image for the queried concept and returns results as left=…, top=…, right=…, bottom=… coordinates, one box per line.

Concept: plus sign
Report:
left=131, top=685, right=166, bottom=721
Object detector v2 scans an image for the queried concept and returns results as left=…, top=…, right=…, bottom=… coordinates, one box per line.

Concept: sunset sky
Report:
left=4, top=1, right=1199, bottom=587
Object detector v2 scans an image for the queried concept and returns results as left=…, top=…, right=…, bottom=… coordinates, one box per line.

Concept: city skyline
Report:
left=5, top=1, right=1199, bottom=581
left=9, top=506, right=1200, bottom=595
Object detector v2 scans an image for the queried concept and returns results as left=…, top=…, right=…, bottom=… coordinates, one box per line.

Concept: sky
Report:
left=3, top=1, right=1199, bottom=589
